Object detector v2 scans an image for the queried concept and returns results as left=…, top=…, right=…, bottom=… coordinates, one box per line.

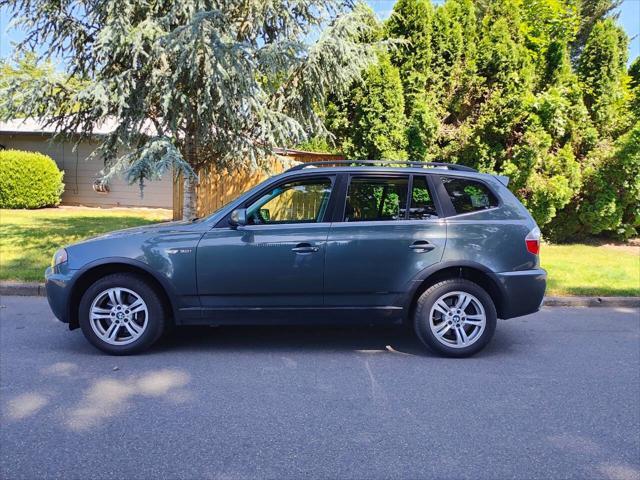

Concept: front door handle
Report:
left=292, top=243, right=319, bottom=253
left=409, top=241, right=436, bottom=252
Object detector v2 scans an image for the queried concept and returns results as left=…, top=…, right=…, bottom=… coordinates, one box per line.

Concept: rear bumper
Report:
left=44, top=266, right=75, bottom=324
left=495, top=268, right=546, bottom=319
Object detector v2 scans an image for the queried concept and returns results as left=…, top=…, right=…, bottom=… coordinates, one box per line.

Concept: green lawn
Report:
left=1, top=207, right=638, bottom=296
left=0, top=207, right=171, bottom=282
left=541, top=243, right=639, bottom=297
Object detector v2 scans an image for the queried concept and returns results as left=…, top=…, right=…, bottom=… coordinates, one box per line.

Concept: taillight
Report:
left=525, top=227, right=541, bottom=255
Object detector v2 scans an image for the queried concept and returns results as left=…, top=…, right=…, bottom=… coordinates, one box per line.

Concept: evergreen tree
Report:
left=385, top=0, right=434, bottom=112
left=0, top=0, right=380, bottom=219
left=630, top=57, right=640, bottom=89
left=571, top=0, right=622, bottom=60
left=11, top=0, right=631, bottom=237
left=578, top=18, right=630, bottom=135
left=477, top=0, right=533, bottom=91
left=430, top=0, right=477, bottom=102
left=549, top=124, right=640, bottom=241
left=382, top=0, right=636, bottom=240
left=627, top=57, right=640, bottom=119
left=0, top=53, right=74, bottom=118
left=406, top=93, right=439, bottom=161
left=329, top=52, right=408, bottom=160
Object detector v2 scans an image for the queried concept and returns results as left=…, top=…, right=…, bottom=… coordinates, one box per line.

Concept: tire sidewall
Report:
left=414, top=279, right=497, bottom=357
left=79, top=273, right=165, bottom=355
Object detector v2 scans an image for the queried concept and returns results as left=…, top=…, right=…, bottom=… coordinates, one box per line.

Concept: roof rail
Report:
left=284, top=160, right=477, bottom=173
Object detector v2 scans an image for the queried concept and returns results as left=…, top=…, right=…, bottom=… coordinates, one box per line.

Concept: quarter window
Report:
left=344, top=177, right=408, bottom=222
left=246, top=178, right=332, bottom=224
left=441, top=177, right=498, bottom=214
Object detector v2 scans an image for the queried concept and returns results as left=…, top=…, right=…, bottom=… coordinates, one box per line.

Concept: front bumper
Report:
left=495, top=268, right=547, bottom=319
left=44, top=266, right=75, bottom=324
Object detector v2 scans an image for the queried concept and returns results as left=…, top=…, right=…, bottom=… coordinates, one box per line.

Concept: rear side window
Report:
left=409, top=176, right=438, bottom=219
left=441, top=177, right=498, bottom=214
left=345, top=177, right=408, bottom=221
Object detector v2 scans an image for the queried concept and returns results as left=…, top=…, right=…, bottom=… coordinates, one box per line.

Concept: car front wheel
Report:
left=414, top=279, right=497, bottom=357
left=79, top=273, right=166, bottom=355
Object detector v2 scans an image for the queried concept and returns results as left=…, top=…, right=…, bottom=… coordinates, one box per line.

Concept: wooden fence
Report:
left=172, top=150, right=343, bottom=220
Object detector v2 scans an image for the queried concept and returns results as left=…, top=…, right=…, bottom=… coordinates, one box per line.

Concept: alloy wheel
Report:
left=89, top=287, right=149, bottom=345
left=428, top=291, right=486, bottom=349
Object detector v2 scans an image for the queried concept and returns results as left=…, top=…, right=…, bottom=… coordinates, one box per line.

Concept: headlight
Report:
left=52, top=248, right=68, bottom=268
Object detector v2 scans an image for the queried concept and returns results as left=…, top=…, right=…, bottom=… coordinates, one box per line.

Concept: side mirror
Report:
left=229, top=208, right=248, bottom=227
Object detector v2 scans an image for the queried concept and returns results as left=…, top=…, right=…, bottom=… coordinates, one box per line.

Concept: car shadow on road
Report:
left=149, top=323, right=519, bottom=358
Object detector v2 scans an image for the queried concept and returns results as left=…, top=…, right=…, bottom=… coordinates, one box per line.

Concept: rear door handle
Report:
left=409, top=241, right=436, bottom=252
left=292, top=243, right=319, bottom=253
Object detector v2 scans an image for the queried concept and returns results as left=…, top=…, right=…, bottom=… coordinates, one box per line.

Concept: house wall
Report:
left=0, top=133, right=173, bottom=208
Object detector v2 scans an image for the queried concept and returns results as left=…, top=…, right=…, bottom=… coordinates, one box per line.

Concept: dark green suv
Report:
left=45, top=161, right=546, bottom=357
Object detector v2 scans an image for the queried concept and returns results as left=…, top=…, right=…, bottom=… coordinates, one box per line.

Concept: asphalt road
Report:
left=1, top=296, right=639, bottom=480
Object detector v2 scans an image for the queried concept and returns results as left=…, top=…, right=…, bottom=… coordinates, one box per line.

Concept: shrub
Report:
left=577, top=124, right=640, bottom=239
left=547, top=123, right=640, bottom=241
left=0, top=149, right=64, bottom=208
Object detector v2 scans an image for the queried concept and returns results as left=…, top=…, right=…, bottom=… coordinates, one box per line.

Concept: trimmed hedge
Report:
left=0, top=149, right=64, bottom=209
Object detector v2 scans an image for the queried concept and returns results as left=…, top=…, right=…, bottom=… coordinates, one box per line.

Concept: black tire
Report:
left=79, top=273, right=166, bottom=355
left=413, top=278, right=497, bottom=357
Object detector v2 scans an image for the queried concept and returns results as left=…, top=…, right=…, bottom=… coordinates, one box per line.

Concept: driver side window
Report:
left=246, top=178, right=333, bottom=224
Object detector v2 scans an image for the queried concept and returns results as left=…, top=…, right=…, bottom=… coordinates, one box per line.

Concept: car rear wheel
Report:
left=414, top=278, right=497, bottom=357
left=79, top=273, right=166, bottom=355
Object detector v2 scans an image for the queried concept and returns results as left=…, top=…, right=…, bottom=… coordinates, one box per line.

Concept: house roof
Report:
left=0, top=118, right=118, bottom=136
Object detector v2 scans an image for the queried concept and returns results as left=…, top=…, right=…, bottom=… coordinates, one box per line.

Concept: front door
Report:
left=324, top=174, right=447, bottom=309
left=196, top=176, right=335, bottom=312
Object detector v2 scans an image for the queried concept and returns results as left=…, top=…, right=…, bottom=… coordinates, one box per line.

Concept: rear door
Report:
left=324, top=173, right=447, bottom=309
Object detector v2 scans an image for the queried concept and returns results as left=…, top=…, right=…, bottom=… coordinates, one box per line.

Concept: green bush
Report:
left=0, top=149, right=64, bottom=208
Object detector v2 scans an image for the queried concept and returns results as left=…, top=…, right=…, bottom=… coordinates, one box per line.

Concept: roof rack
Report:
left=285, top=160, right=477, bottom=173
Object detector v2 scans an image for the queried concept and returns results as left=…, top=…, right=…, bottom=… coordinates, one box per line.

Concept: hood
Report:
left=73, top=219, right=198, bottom=245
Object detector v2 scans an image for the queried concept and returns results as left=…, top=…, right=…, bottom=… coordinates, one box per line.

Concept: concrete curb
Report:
left=0, top=282, right=46, bottom=297
left=1, top=281, right=639, bottom=307
left=542, top=296, right=640, bottom=308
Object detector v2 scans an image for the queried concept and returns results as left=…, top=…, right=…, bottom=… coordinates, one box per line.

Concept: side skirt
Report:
left=177, top=306, right=404, bottom=326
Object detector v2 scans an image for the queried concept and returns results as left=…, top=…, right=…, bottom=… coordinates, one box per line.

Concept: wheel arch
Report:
left=405, top=262, right=507, bottom=321
left=67, top=258, right=177, bottom=330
